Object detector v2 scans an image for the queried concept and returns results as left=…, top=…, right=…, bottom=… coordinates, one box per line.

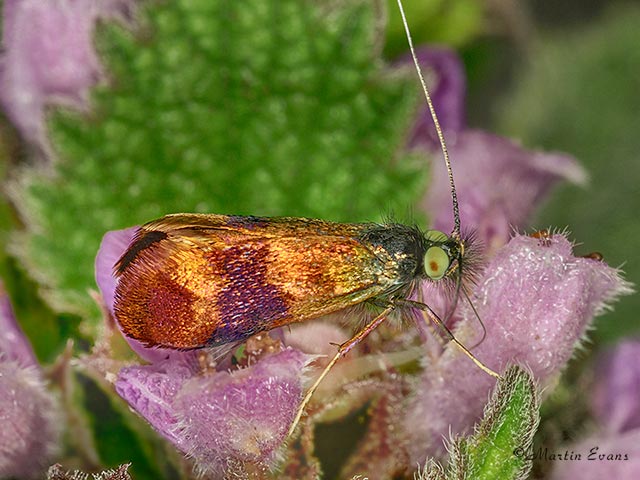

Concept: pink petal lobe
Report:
left=116, top=348, right=313, bottom=477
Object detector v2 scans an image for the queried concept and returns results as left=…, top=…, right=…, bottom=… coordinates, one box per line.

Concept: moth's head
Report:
left=421, top=229, right=467, bottom=283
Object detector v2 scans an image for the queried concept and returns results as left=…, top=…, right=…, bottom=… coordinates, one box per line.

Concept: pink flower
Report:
left=405, top=232, right=632, bottom=462
left=550, top=341, right=640, bottom=480
left=0, top=283, right=62, bottom=479
left=425, top=131, right=587, bottom=253
left=592, top=340, right=640, bottom=435
left=549, top=430, right=640, bottom=480
left=115, top=347, right=312, bottom=477
left=0, top=0, right=131, bottom=150
left=400, top=47, right=467, bottom=150
left=402, top=49, right=587, bottom=253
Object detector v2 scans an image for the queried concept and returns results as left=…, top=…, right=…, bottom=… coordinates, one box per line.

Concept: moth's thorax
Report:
left=359, top=223, right=426, bottom=289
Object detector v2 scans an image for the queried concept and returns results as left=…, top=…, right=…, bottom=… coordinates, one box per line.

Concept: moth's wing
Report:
left=115, top=214, right=278, bottom=275
left=114, top=226, right=228, bottom=349
left=142, top=213, right=369, bottom=238
left=113, top=216, right=387, bottom=349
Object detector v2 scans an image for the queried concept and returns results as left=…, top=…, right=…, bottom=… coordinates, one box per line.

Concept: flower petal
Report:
left=47, top=463, right=132, bottom=480
left=0, top=282, right=37, bottom=367
left=175, top=349, right=312, bottom=476
left=0, top=362, right=62, bottom=479
left=283, top=319, right=350, bottom=357
left=95, top=227, right=138, bottom=318
left=550, top=429, right=640, bottom=480
left=592, top=340, right=640, bottom=435
left=115, top=352, right=198, bottom=445
left=115, top=348, right=312, bottom=477
left=0, top=0, right=130, bottom=147
left=398, top=47, right=466, bottom=150
left=0, top=283, right=62, bottom=477
left=425, top=131, right=587, bottom=251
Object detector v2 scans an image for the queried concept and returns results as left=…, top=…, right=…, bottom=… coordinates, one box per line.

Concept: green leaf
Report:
left=497, top=5, right=640, bottom=343
left=11, top=0, right=425, bottom=320
left=418, top=366, right=539, bottom=480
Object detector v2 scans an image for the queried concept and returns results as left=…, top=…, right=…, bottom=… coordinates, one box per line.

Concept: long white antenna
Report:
left=395, top=0, right=460, bottom=238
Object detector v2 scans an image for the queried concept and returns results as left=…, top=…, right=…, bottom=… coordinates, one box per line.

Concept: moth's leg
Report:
left=414, top=286, right=448, bottom=348
left=287, top=304, right=396, bottom=437
left=399, top=298, right=501, bottom=379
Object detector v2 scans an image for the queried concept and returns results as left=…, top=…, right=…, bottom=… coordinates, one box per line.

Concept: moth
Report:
left=114, top=214, right=466, bottom=350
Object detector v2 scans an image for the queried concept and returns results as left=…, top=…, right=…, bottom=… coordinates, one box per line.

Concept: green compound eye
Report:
left=424, top=246, right=450, bottom=280
left=425, top=229, right=448, bottom=243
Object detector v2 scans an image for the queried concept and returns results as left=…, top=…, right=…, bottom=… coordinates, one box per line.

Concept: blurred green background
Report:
left=0, top=0, right=637, bottom=478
